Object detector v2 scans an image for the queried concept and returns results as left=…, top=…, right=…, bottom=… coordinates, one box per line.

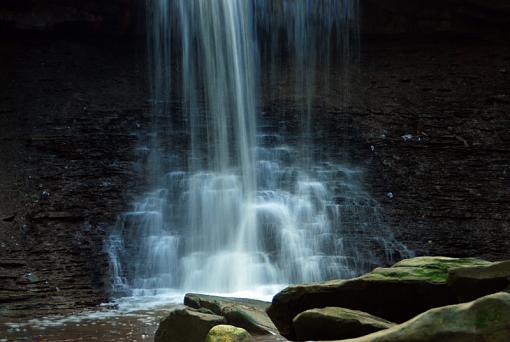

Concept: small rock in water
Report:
left=206, top=325, right=252, bottom=342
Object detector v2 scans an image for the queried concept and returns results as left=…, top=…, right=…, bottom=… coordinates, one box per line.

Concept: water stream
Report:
left=108, top=0, right=412, bottom=304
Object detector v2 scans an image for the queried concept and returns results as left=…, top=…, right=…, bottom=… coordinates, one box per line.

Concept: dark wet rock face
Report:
left=360, top=0, right=510, bottom=37
left=348, top=40, right=510, bottom=260
left=2, top=0, right=509, bottom=38
left=0, top=0, right=142, bottom=36
left=0, top=36, right=148, bottom=316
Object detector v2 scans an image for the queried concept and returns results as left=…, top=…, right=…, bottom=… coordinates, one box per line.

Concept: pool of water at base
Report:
left=0, top=287, right=287, bottom=342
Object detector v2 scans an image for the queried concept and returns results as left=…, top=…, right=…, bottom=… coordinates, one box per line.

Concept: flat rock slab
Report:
left=293, top=307, right=394, bottom=341
left=185, top=293, right=278, bottom=335
left=338, top=292, right=510, bottom=342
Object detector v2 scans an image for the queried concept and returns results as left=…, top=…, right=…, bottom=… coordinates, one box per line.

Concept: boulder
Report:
left=448, top=260, right=510, bottom=302
left=206, top=325, right=252, bottom=342
left=339, top=292, right=510, bottom=342
left=154, top=305, right=226, bottom=342
left=185, top=293, right=278, bottom=335
left=267, top=256, right=489, bottom=339
left=293, top=307, right=394, bottom=340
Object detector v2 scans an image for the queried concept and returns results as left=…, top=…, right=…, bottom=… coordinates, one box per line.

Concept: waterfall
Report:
left=108, top=0, right=412, bottom=300
left=177, top=0, right=262, bottom=292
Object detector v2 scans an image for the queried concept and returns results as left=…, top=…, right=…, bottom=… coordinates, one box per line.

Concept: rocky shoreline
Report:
left=154, top=256, right=510, bottom=342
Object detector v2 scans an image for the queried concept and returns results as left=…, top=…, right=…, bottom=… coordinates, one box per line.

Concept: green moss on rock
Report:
left=206, top=325, right=252, bottom=342
left=393, top=256, right=491, bottom=271
left=366, top=266, right=447, bottom=283
left=267, top=256, right=495, bottom=339
left=363, top=257, right=491, bottom=284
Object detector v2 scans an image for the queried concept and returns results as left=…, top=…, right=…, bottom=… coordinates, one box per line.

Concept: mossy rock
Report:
left=206, top=325, right=252, bottom=342
left=154, top=305, right=226, bottom=342
left=185, top=293, right=277, bottom=335
left=293, top=307, right=394, bottom=340
left=390, top=256, right=491, bottom=282
left=392, top=256, right=491, bottom=269
left=340, top=292, right=510, bottom=342
left=267, top=256, right=490, bottom=340
left=365, top=266, right=450, bottom=283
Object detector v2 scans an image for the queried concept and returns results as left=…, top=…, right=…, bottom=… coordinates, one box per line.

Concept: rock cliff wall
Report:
left=0, top=37, right=148, bottom=316
left=0, top=0, right=508, bottom=316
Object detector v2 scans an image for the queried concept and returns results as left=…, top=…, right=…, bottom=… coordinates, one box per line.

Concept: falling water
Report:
left=108, top=0, right=412, bottom=300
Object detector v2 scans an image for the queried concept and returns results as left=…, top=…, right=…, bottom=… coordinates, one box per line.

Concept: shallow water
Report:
left=0, top=289, right=287, bottom=341
left=2, top=313, right=288, bottom=342
left=1, top=310, right=163, bottom=341
left=0, top=292, right=181, bottom=341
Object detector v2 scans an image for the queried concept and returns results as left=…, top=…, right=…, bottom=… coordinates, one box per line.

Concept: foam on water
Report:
left=108, top=130, right=412, bottom=302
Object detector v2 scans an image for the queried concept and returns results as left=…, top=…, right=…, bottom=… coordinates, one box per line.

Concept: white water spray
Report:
left=108, top=0, right=412, bottom=301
